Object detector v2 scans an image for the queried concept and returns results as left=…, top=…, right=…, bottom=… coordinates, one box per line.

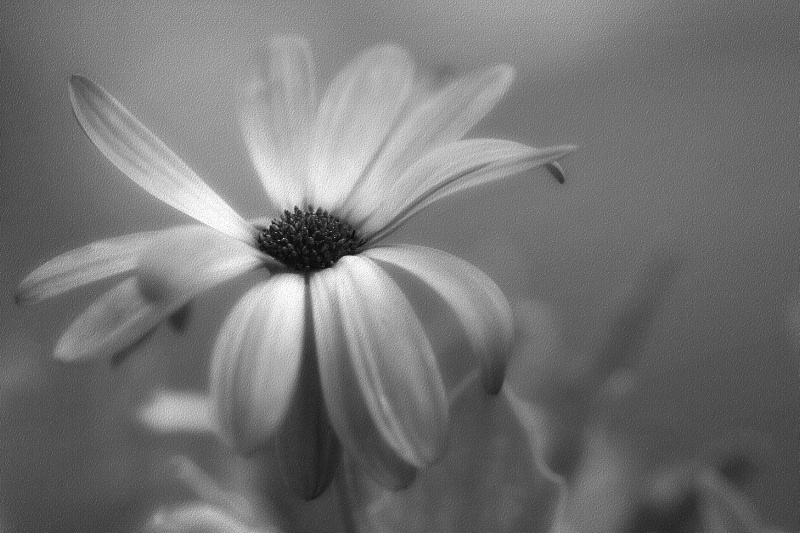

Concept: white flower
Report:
left=16, top=36, right=575, bottom=498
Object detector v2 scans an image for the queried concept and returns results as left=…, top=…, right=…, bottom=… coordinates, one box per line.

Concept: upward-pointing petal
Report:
left=69, top=76, right=257, bottom=245
left=309, top=45, right=415, bottom=212
left=345, top=65, right=514, bottom=219
left=364, top=139, right=577, bottom=241
left=240, top=36, right=316, bottom=211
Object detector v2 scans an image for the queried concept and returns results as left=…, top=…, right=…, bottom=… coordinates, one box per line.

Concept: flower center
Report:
left=257, top=206, right=365, bottom=271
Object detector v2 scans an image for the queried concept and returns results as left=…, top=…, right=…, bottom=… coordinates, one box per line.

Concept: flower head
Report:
left=17, top=36, right=575, bottom=498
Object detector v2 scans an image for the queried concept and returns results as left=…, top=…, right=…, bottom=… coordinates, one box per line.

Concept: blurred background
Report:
left=1, top=1, right=798, bottom=531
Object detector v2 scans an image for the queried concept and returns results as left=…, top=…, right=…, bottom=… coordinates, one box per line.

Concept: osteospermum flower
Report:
left=16, top=36, right=575, bottom=498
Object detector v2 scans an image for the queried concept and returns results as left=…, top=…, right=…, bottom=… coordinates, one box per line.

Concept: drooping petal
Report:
left=366, top=244, right=514, bottom=394
left=344, top=65, right=514, bottom=218
left=364, top=139, right=577, bottom=241
left=69, top=75, right=257, bottom=244
left=210, top=275, right=306, bottom=455
left=15, top=230, right=157, bottom=305
left=274, top=339, right=342, bottom=500
left=308, top=45, right=415, bottom=212
left=310, top=255, right=448, bottom=483
left=240, top=36, right=316, bottom=211
left=54, top=277, right=177, bottom=361
left=136, top=225, right=270, bottom=305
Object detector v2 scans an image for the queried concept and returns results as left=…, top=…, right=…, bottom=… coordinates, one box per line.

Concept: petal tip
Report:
left=68, top=74, right=92, bottom=100
left=13, top=288, right=27, bottom=306
left=482, top=372, right=506, bottom=395
left=484, top=64, right=515, bottom=95
left=480, top=345, right=509, bottom=395
left=545, top=161, right=566, bottom=184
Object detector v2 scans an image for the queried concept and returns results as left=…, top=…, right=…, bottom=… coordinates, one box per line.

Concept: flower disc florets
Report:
left=257, top=206, right=366, bottom=271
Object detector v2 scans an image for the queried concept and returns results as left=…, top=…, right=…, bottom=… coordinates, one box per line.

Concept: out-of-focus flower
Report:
left=505, top=249, right=791, bottom=533
left=500, top=248, right=685, bottom=532
left=341, top=371, right=562, bottom=533
left=625, top=456, right=792, bottom=533
left=147, top=456, right=280, bottom=533
left=16, top=36, right=575, bottom=498
left=507, top=247, right=685, bottom=480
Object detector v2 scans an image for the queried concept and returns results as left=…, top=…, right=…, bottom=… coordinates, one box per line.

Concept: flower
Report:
left=147, top=456, right=281, bottom=533
left=16, top=36, right=575, bottom=498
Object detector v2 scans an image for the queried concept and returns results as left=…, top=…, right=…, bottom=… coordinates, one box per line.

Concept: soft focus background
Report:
left=1, top=1, right=798, bottom=532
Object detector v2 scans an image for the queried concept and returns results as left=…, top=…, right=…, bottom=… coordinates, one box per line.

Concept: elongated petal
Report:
left=55, top=226, right=264, bottom=362
left=366, top=245, right=513, bottom=394
left=308, top=45, right=415, bottom=212
left=54, top=277, right=176, bottom=361
left=137, top=225, right=269, bottom=305
left=210, top=275, right=306, bottom=454
left=311, top=256, right=448, bottom=479
left=345, top=65, right=514, bottom=219
left=69, top=75, right=256, bottom=244
left=365, top=139, right=577, bottom=241
left=15, top=231, right=156, bottom=305
left=274, top=346, right=341, bottom=500
left=240, top=36, right=315, bottom=211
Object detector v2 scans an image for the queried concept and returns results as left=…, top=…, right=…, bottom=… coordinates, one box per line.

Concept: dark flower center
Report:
left=257, top=206, right=365, bottom=271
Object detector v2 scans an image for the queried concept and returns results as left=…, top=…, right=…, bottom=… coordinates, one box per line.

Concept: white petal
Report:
left=149, top=503, right=256, bottom=533
left=240, top=36, right=316, bottom=211
left=15, top=231, right=156, bottom=305
left=366, top=244, right=514, bottom=394
left=54, top=277, right=175, bottom=361
left=364, top=139, right=577, bottom=241
left=54, top=226, right=264, bottom=362
left=69, top=75, right=256, bottom=244
left=137, top=225, right=269, bottom=305
left=210, top=275, right=306, bottom=454
left=308, top=45, right=415, bottom=212
left=345, top=65, right=514, bottom=218
left=274, top=367, right=341, bottom=500
left=138, top=390, right=215, bottom=434
left=310, top=256, right=448, bottom=475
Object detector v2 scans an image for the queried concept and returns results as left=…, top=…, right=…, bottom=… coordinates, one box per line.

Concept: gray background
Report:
left=1, top=1, right=798, bottom=531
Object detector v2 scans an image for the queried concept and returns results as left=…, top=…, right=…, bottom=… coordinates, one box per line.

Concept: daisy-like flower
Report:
left=16, top=37, right=575, bottom=498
